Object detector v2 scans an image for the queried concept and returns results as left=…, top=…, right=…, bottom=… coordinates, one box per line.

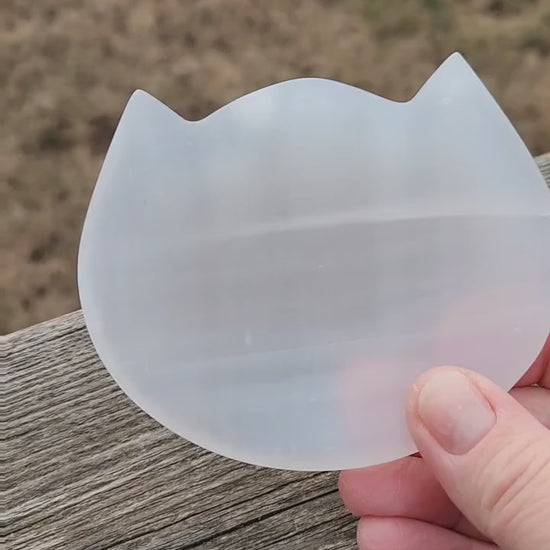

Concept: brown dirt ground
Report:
left=2, top=0, right=549, bottom=333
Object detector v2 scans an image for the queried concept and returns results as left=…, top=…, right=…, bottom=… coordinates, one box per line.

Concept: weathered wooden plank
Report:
left=4, top=153, right=549, bottom=549
left=538, top=152, right=550, bottom=182
left=4, top=310, right=354, bottom=550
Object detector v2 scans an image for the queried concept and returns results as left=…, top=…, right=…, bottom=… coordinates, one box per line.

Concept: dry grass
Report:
left=2, top=0, right=549, bottom=333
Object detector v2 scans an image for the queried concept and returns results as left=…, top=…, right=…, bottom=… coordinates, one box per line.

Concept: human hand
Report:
left=339, top=335, right=550, bottom=549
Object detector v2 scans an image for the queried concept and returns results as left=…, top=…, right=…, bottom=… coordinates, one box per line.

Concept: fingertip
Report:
left=339, top=464, right=395, bottom=516
left=357, top=517, right=389, bottom=550
left=338, top=469, right=360, bottom=516
left=338, top=456, right=458, bottom=523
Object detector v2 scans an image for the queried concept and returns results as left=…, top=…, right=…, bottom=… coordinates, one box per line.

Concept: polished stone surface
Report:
left=78, top=53, right=550, bottom=470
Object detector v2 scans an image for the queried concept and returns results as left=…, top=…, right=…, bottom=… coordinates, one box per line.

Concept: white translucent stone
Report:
left=78, top=53, right=550, bottom=471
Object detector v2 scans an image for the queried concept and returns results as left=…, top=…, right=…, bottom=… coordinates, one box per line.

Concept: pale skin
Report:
left=339, top=335, right=550, bottom=550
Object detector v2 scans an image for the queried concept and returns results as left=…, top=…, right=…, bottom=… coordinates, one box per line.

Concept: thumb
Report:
left=407, top=367, right=550, bottom=549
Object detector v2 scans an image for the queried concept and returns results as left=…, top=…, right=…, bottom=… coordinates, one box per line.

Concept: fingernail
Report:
left=417, top=370, right=496, bottom=455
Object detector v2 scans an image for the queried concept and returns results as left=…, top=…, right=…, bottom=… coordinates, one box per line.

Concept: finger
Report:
left=339, top=455, right=487, bottom=540
left=407, top=366, right=550, bottom=549
left=538, top=333, right=550, bottom=388
left=340, top=456, right=456, bottom=521
left=339, top=385, right=549, bottom=540
left=509, top=386, right=550, bottom=428
left=515, top=332, right=550, bottom=387
left=357, top=517, right=496, bottom=550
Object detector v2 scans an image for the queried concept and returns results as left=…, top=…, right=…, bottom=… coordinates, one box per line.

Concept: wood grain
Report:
left=4, top=153, right=550, bottom=549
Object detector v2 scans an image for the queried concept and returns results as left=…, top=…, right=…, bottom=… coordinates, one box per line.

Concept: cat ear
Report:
left=414, top=52, right=482, bottom=103
left=119, top=89, right=188, bottom=134
left=87, top=89, right=192, bottom=213
left=105, top=90, right=190, bottom=162
left=412, top=53, right=550, bottom=214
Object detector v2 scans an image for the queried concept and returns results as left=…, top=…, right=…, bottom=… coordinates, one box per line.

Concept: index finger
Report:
left=515, top=332, right=550, bottom=387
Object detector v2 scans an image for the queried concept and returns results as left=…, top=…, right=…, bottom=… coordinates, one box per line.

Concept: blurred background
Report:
left=2, top=0, right=549, bottom=333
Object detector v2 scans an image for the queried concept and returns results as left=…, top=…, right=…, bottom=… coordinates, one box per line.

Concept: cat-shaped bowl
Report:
left=78, top=53, right=550, bottom=470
